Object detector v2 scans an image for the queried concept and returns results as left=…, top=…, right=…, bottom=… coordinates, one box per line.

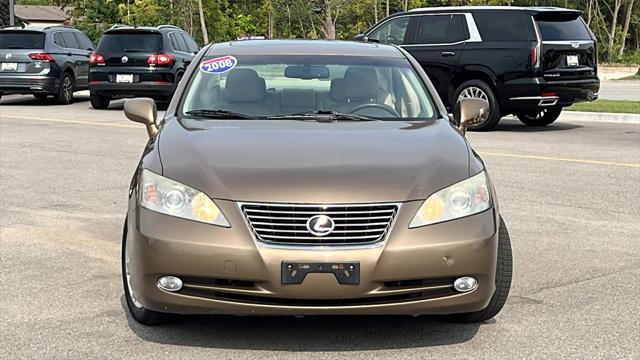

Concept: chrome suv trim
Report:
left=238, top=202, right=402, bottom=249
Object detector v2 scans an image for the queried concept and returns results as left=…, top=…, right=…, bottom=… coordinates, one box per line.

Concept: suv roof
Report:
left=0, top=25, right=78, bottom=32
left=104, top=24, right=182, bottom=34
left=408, top=6, right=581, bottom=15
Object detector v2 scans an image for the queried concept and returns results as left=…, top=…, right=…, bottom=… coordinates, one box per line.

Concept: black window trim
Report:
left=406, top=13, right=481, bottom=47
left=169, top=30, right=191, bottom=54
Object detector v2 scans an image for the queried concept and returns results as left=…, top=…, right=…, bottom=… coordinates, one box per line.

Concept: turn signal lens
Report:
left=409, top=171, right=491, bottom=228
left=139, top=169, right=230, bottom=227
left=28, top=52, right=54, bottom=62
left=147, top=54, right=173, bottom=66
left=89, top=53, right=105, bottom=64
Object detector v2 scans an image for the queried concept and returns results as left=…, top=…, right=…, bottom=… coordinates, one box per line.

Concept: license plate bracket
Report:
left=1, top=62, right=18, bottom=71
left=282, top=261, right=360, bottom=285
left=116, top=74, right=134, bottom=83
left=566, top=55, right=579, bottom=66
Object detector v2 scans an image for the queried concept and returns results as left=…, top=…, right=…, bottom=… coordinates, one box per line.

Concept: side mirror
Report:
left=124, top=98, right=158, bottom=137
left=454, top=98, right=489, bottom=136
left=352, top=33, right=368, bottom=42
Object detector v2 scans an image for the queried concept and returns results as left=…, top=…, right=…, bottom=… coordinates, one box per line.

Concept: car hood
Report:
left=157, top=118, right=472, bottom=203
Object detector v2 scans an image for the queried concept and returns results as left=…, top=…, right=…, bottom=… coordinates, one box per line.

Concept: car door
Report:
left=60, top=31, right=89, bottom=87
left=73, top=32, right=94, bottom=89
left=402, top=14, right=469, bottom=103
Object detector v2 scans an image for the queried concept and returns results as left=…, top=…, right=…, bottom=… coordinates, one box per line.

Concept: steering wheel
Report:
left=347, top=103, right=401, bottom=118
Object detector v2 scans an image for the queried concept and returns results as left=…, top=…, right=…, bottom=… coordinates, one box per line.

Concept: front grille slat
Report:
left=241, top=202, right=399, bottom=246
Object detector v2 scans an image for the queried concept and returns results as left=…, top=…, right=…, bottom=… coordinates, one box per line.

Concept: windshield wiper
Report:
left=184, top=109, right=254, bottom=119
left=266, top=110, right=379, bottom=122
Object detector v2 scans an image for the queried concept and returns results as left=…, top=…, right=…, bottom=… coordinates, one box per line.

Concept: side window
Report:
left=181, top=33, right=198, bottom=53
left=415, top=14, right=467, bottom=45
left=54, top=32, right=66, bottom=47
left=474, top=12, right=533, bottom=41
left=61, top=32, right=80, bottom=49
left=368, top=16, right=410, bottom=45
left=169, top=32, right=188, bottom=52
left=74, top=32, right=94, bottom=50
left=168, top=33, right=179, bottom=50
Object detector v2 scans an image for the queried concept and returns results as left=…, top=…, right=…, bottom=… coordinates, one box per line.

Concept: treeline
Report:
left=5, top=0, right=639, bottom=64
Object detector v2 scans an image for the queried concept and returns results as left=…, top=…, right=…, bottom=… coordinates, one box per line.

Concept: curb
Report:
left=559, top=111, right=640, bottom=124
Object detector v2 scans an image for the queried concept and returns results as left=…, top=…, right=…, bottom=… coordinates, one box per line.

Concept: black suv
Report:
left=0, top=26, right=95, bottom=104
left=359, top=6, right=600, bottom=129
left=89, top=25, right=198, bottom=109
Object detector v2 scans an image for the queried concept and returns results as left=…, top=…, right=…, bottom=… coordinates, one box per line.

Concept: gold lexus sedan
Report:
left=121, top=40, right=512, bottom=325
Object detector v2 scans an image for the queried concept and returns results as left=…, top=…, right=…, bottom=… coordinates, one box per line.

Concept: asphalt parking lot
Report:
left=1, top=93, right=639, bottom=359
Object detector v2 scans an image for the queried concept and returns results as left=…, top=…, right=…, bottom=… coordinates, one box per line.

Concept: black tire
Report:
left=33, top=93, right=48, bottom=100
left=453, top=79, right=501, bottom=131
left=448, top=217, right=513, bottom=323
left=122, top=220, right=174, bottom=326
left=90, top=93, right=111, bottom=109
left=517, top=107, right=562, bottom=126
left=56, top=72, right=74, bottom=104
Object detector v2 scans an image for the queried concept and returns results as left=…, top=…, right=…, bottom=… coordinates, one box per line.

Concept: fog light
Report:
left=157, top=276, right=183, bottom=292
left=454, top=276, right=478, bottom=292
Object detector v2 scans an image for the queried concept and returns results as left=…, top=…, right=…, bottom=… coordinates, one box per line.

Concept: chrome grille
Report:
left=240, top=202, right=400, bottom=246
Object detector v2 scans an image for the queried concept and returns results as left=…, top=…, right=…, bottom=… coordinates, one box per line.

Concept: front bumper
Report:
left=127, top=199, right=499, bottom=316
left=0, top=75, right=58, bottom=95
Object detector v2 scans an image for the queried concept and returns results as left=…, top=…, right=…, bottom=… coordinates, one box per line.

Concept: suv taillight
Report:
left=28, top=53, right=54, bottom=62
left=147, top=54, right=173, bottom=66
left=89, top=53, right=105, bottom=65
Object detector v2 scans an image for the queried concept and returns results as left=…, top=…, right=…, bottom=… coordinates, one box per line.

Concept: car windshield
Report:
left=181, top=54, right=437, bottom=121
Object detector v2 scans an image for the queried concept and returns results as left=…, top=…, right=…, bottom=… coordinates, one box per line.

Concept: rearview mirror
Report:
left=352, top=33, right=368, bottom=42
left=124, top=98, right=158, bottom=137
left=284, top=65, right=330, bottom=79
left=454, top=98, right=489, bottom=136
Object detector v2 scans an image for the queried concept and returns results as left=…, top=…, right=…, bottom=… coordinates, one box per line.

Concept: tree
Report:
left=197, top=0, right=209, bottom=43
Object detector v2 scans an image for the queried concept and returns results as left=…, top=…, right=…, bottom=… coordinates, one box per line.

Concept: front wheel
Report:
left=122, top=220, right=175, bottom=326
left=517, top=107, right=562, bottom=126
left=448, top=217, right=513, bottom=323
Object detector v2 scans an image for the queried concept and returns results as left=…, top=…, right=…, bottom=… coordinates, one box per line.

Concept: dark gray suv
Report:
left=0, top=26, right=95, bottom=104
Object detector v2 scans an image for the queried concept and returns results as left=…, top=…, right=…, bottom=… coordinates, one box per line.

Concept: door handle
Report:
left=441, top=51, right=456, bottom=57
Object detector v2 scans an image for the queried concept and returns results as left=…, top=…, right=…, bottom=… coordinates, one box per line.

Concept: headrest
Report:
left=281, top=88, right=315, bottom=107
left=223, top=69, right=266, bottom=103
left=329, top=78, right=346, bottom=102
left=344, top=67, right=378, bottom=101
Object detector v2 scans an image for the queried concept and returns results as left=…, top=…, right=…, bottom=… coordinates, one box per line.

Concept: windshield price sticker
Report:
left=200, top=55, right=237, bottom=74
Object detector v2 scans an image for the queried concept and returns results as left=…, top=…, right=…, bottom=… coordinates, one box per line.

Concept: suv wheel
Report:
left=122, top=220, right=176, bottom=326
left=453, top=80, right=501, bottom=131
left=56, top=72, right=74, bottom=105
left=517, top=107, right=562, bottom=126
left=90, top=93, right=111, bottom=110
left=447, top=217, right=513, bottom=323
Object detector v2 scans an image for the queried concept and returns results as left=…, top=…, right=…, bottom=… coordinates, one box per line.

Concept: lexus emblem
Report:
left=5, top=53, right=11, bottom=59
left=306, top=215, right=335, bottom=237
left=571, top=42, right=580, bottom=49
left=121, top=56, right=128, bottom=63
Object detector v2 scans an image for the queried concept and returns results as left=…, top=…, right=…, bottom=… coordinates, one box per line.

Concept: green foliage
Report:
left=7, top=0, right=638, bottom=64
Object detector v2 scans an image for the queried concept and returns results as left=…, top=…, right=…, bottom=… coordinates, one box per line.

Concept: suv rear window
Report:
left=97, top=32, right=162, bottom=53
left=0, top=31, right=45, bottom=49
left=536, top=18, right=591, bottom=41
left=474, top=12, right=533, bottom=41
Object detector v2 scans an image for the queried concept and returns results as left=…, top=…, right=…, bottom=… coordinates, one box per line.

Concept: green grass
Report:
left=617, top=74, right=640, bottom=80
left=566, top=99, right=640, bottom=114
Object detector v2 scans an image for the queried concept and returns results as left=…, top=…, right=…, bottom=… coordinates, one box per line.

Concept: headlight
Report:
left=139, top=169, right=230, bottom=227
left=409, top=171, right=491, bottom=228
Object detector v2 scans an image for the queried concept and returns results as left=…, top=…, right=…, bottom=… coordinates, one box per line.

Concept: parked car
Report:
left=88, top=25, right=198, bottom=109
left=0, top=25, right=94, bottom=104
left=120, top=39, right=512, bottom=325
left=357, top=6, right=600, bottom=129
